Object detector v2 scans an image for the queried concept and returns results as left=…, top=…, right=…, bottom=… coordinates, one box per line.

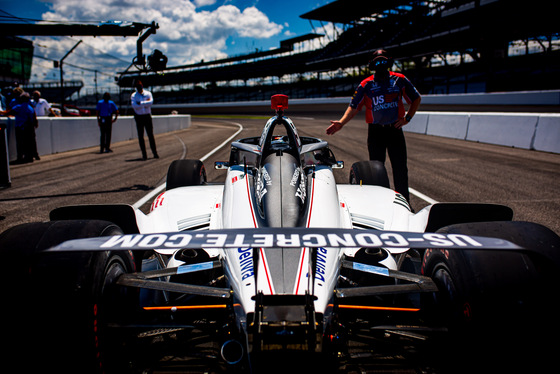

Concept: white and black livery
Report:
left=2, top=95, right=558, bottom=373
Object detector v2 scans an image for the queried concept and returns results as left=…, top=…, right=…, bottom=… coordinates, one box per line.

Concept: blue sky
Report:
left=1, top=0, right=336, bottom=89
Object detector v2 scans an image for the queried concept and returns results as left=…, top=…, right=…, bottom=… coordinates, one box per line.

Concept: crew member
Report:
left=0, top=92, right=38, bottom=163
left=131, top=80, right=158, bottom=160
left=96, top=92, right=119, bottom=153
left=31, top=91, right=59, bottom=117
left=327, top=49, right=421, bottom=203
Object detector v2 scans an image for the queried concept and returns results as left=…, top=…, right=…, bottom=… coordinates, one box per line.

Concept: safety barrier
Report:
left=150, top=91, right=560, bottom=154
left=1, top=114, right=191, bottom=161
left=405, top=112, right=560, bottom=154
left=2, top=101, right=559, bottom=158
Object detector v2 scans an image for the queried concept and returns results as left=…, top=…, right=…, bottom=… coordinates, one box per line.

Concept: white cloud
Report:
left=30, top=0, right=283, bottom=88
left=38, top=0, right=282, bottom=63
left=193, top=0, right=218, bottom=7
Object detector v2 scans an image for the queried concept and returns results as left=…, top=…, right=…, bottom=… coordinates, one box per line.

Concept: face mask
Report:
left=373, top=58, right=389, bottom=72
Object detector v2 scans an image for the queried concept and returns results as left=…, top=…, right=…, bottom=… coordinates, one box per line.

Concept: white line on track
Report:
left=132, top=122, right=243, bottom=209
left=409, top=187, right=439, bottom=205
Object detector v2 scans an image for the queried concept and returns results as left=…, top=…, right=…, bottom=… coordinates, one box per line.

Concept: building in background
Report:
left=1, top=36, right=33, bottom=88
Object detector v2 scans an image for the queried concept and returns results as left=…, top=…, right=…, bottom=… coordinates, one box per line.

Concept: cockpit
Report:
left=216, top=95, right=342, bottom=227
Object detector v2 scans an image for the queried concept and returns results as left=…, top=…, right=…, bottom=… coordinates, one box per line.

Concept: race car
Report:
left=1, top=94, right=558, bottom=373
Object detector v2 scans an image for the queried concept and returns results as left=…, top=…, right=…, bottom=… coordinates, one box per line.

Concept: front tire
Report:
left=349, top=160, right=390, bottom=188
left=166, top=159, right=206, bottom=190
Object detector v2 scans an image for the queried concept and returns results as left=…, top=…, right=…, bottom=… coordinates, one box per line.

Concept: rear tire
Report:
left=422, top=221, right=560, bottom=324
left=421, top=221, right=560, bottom=373
left=0, top=220, right=138, bottom=373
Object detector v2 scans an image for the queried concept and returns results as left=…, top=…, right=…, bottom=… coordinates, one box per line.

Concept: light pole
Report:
left=58, top=40, right=82, bottom=109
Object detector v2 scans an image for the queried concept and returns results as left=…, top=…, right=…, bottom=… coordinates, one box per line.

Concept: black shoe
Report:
left=153, top=153, right=159, bottom=159
left=105, top=148, right=113, bottom=153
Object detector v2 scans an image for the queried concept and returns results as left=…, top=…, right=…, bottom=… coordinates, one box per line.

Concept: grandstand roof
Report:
left=280, top=33, right=323, bottom=49
left=300, top=0, right=416, bottom=24
left=149, top=33, right=323, bottom=73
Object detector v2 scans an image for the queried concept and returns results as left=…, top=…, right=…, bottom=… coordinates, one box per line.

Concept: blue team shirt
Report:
left=9, top=102, right=35, bottom=128
left=96, top=99, right=118, bottom=117
left=350, top=72, right=420, bottom=125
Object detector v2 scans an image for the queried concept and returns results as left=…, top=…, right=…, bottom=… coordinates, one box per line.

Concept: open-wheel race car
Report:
left=2, top=95, right=559, bottom=373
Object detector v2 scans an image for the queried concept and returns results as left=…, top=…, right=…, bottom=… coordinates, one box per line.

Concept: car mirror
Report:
left=214, top=161, right=229, bottom=170
left=332, top=161, right=344, bottom=169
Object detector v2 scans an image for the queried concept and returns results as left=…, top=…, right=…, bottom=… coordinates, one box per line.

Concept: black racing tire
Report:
left=0, top=220, right=138, bottom=373
left=166, top=159, right=206, bottom=190
left=88, top=250, right=139, bottom=373
left=349, top=160, right=390, bottom=188
left=422, top=221, right=560, bottom=324
left=420, top=221, right=560, bottom=373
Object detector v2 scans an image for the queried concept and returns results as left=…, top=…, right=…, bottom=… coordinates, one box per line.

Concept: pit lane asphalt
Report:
left=1, top=114, right=558, bottom=236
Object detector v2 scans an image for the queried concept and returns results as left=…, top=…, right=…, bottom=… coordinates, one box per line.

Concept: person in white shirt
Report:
left=31, top=91, right=58, bottom=117
left=131, top=80, right=158, bottom=160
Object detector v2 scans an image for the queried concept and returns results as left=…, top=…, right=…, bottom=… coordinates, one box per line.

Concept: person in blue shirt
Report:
left=96, top=92, right=119, bottom=153
left=0, top=92, right=38, bottom=164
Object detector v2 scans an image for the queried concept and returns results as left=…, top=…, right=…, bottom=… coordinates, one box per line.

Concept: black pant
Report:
left=134, top=114, right=158, bottom=159
left=15, top=124, right=36, bottom=162
left=367, top=123, right=410, bottom=202
left=99, top=116, right=112, bottom=152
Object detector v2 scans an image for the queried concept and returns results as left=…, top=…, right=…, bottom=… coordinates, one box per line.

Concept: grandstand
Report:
left=115, top=0, right=559, bottom=105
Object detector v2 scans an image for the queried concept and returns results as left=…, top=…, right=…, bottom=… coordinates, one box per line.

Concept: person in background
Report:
left=131, top=80, right=158, bottom=160
left=96, top=92, right=119, bottom=153
left=326, top=49, right=421, bottom=204
left=31, top=91, right=59, bottom=117
left=0, top=92, right=38, bottom=164
left=8, top=86, right=24, bottom=109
